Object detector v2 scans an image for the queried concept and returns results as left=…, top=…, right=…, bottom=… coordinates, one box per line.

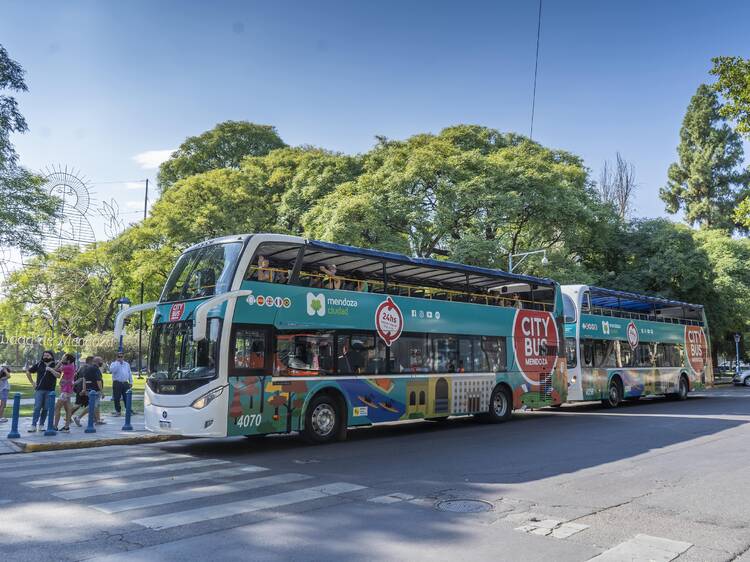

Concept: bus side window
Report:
left=565, top=338, right=577, bottom=368
left=581, top=339, right=594, bottom=367
left=581, top=291, right=591, bottom=313
left=230, top=326, right=268, bottom=374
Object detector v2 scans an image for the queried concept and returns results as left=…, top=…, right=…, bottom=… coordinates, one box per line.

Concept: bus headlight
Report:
left=191, top=387, right=224, bottom=410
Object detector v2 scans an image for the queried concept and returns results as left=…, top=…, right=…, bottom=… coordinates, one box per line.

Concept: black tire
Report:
left=674, top=375, right=689, bottom=401
left=602, top=377, right=622, bottom=408
left=425, top=416, right=450, bottom=422
left=744, top=377, right=750, bottom=388
left=486, top=385, right=513, bottom=423
left=302, top=393, right=345, bottom=444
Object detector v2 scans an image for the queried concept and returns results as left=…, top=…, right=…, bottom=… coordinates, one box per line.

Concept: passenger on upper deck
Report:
left=319, top=264, right=342, bottom=290
left=256, top=255, right=274, bottom=283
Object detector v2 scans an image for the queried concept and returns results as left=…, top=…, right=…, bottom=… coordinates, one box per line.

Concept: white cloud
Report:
left=125, top=200, right=144, bottom=210
left=132, top=149, right=175, bottom=170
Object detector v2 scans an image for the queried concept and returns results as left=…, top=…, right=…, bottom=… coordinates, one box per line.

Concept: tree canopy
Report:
left=660, top=84, right=748, bottom=232
left=711, top=56, right=750, bottom=137
left=157, top=121, right=286, bottom=191
left=0, top=44, right=59, bottom=254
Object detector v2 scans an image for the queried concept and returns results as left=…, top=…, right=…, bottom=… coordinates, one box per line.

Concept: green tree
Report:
left=711, top=56, right=750, bottom=136
left=660, top=84, right=748, bottom=231
left=157, top=121, right=286, bottom=191
left=0, top=44, right=59, bottom=253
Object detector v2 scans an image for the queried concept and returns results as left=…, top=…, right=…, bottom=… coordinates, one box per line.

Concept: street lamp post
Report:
left=507, top=249, right=549, bottom=274
left=735, top=333, right=741, bottom=375
left=116, top=297, right=132, bottom=353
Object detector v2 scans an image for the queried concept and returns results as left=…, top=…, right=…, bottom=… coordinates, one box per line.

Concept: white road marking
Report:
left=53, top=465, right=268, bottom=500
left=535, top=410, right=750, bottom=422
left=368, top=492, right=415, bottom=504
left=588, top=534, right=692, bottom=561
left=16, top=452, right=190, bottom=478
left=515, top=518, right=589, bottom=539
left=0, top=447, right=149, bottom=471
left=133, top=482, right=366, bottom=530
left=92, top=473, right=312, bottom=514
left=27, top=458, right=229, bottom=488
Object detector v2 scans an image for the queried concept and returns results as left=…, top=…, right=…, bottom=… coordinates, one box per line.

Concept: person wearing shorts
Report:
left=0, top=364, right=10, bottom=423
left=53, top=353, right=76, bottom=431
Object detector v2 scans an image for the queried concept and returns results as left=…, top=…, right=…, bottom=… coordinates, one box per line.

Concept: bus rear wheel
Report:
left=485, top=385, right=513, bottom=423
left=602, top=378, right=622, bottom=408
left=302, top=394, right=345, bottom=444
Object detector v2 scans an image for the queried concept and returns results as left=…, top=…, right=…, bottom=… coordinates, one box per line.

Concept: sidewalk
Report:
left=1, top=413, right=184, bottom=454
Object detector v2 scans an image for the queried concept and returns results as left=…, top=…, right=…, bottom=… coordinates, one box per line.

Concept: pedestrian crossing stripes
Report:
left=53, top=464, right=268, bottom=500
left=92, top=472, right=312, bottom=513
left=11, top=447, right=375, bottom=535
left=132, top=482, right=367, bottom=530
left=0, top=446, right=151, bottom=470
left=27, top=458, right=229, bottom=488
left=19, top=452, right=190, bottom=479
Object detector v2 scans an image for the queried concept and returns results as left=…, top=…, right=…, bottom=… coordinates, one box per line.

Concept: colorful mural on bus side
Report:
left=218, top=281, right=568, bottom=437
left=564, top=313, right=711, bottom=401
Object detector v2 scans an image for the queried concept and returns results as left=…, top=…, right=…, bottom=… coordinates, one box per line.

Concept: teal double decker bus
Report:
left=562, top=285, right=713, bottom=407
left=116, top=234, right=568, bottom=443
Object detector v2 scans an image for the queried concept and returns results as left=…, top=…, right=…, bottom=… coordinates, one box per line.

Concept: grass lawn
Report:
left=3, top=371, right=147, bottom=419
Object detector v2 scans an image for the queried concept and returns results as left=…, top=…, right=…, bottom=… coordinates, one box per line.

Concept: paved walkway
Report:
left=1, top=412, right=183, bottom=454
left=15, top=394, right=144, bottom=406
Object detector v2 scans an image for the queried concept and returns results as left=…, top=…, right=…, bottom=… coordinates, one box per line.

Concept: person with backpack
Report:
left=26, top=350, right=59, bottom=432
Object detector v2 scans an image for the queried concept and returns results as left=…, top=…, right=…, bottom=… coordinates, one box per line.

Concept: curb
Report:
left=9, top=433, right=187, bottom=453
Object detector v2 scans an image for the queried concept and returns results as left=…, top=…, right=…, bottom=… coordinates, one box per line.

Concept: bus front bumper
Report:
left=144, top=403, right=225, bottom=437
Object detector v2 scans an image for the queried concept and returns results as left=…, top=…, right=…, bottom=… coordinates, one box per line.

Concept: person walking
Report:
left=26, top=350, right=59, bottom=432
left=53, top=353, right=76, bottom=431
left=70, top=356, right=92, bottom=424
left=73, top=355, right=105, bottom=427
left=110, top=352, right=132, bottom=417
left=0, top=364, right=10, bottom=423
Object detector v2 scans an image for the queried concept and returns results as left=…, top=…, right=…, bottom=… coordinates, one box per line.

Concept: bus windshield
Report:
left=150, top=320, right=219, bottom=380
left=161, top=242, right=243, bottom=302
left=563, top=294, right=577, bottom=323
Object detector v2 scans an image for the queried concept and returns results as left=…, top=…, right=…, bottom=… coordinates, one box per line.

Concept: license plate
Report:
left=159, top=420, right=171, bottom=429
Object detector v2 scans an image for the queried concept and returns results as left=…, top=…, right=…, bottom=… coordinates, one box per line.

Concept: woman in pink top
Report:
left=54, top=353, right=76, bottom=431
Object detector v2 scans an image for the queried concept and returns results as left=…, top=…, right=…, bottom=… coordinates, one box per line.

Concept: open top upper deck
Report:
left=162, top=233, right=561, bottom=312
left=563, top=284, right=706, bottom=327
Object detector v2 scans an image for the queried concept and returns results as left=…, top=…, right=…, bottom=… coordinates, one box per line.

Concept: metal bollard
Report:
left=44, top=392, right=57, bottom=436
left=122, top=389, right=133, bottom=431
left=6, top=392, right=21, bottom=439
left=84, top=390, right=97, bottom=433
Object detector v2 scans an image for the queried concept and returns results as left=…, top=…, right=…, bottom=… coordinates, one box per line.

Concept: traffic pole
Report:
left=6, top=392, right=21, bottom=438
left=84, top=390, right=97, bottom=433
left=122, top=389, right=133, bottom=431
left=44, top=392, right=57, bottom=436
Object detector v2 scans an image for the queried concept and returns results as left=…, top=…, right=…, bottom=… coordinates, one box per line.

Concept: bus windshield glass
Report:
left=150, top=320, right=219, bottom=380
left=563, top=294, right=577, bottom=323
left=161, top=242, right=243, bottom=302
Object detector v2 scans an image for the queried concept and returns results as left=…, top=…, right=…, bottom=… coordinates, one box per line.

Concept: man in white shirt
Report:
left=110, top=352, right=133, bottom=417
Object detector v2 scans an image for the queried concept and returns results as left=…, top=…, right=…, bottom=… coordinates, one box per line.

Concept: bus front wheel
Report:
left=672, top=375, right=689, bottom=401
left=302, top=394, right=345, bottom=444
left=602, top=378, right=622, bottom=408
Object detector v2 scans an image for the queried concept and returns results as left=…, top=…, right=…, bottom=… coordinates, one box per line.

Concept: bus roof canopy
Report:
left=588, top=286, right=704, bottom=320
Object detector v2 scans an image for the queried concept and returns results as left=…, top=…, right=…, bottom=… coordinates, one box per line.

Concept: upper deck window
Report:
left=161, top=242, right=243, bottom=302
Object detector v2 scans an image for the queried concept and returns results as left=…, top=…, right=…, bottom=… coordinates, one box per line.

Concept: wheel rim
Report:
left=311, top=403, right=336, bottom=437
left=745, top=378, right=750, bottom=387
left=493, top=391, right=508, bottom=417
left=609, top=384, right=619, bottom=405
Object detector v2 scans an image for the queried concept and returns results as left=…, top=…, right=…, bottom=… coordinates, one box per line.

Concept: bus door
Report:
left=227, top=325, right=272, bottom=435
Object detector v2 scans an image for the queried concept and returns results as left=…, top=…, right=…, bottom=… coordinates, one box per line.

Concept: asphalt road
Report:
left=2, top=386, right=750, bottom=562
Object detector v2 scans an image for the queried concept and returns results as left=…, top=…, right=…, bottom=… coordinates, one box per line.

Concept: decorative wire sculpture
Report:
left=38, top=164, right=97, bottom=253
left=99, top=198, right=125, bottom=240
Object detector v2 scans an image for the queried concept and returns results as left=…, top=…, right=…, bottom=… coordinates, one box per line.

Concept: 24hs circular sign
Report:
left=375, top=297, right=403, bottom=346
left=512, top=309, right=559, bottom=385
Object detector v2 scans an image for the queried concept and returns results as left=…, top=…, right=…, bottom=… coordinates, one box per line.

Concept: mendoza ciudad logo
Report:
left=306, top=292, right=358, bottom=316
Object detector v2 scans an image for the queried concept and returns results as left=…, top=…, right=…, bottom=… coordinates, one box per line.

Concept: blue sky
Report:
left=2, top=0, right=749, bottom=241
